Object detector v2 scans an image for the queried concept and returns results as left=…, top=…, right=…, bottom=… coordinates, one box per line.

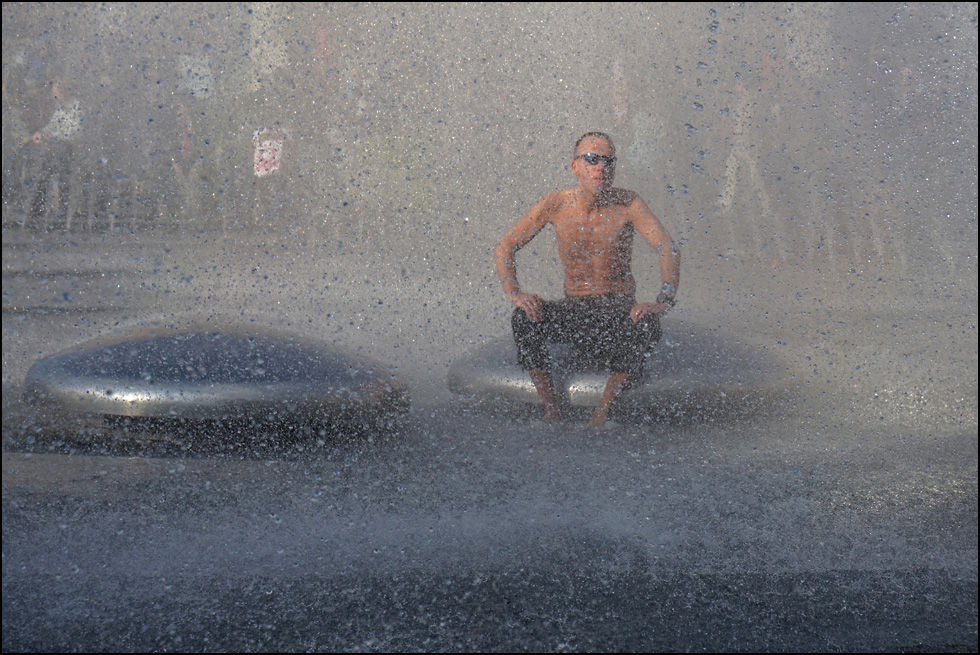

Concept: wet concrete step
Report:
left=2, top=232, right=192, bottom=313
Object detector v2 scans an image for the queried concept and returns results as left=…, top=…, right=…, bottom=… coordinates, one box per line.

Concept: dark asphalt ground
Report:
left=3, top=236, right=977, bottom=652
left=3, top=404, right=976, bottom=652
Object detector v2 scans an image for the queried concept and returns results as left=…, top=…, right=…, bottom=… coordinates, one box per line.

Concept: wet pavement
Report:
left=3, top=402, right=977, bottom=651
left=3, top=236, right=977, bottom=652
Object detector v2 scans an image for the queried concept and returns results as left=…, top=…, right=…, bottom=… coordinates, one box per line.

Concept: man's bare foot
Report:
left=590, top=413, right=623, bottom=430
left=591, top=372, right=628, bottom=428
left=543, top=406, right=562, bottom=423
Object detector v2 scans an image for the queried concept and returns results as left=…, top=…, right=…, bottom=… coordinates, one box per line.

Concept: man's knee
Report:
left=608, top=314, right=662, bottom=377
left=512, top=306, right=551, bottom=371
left=511, top=305, right=534, bottom=330
left=637, top=313, right=662, bottom=344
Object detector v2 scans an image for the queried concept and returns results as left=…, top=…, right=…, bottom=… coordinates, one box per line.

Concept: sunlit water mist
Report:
left=3, top=3, right=975, bottom=274
left=2, top=2, right=977, bottom=651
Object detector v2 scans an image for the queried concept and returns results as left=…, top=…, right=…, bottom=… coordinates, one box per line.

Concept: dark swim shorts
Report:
left=511, top=294, right=662, bottom=378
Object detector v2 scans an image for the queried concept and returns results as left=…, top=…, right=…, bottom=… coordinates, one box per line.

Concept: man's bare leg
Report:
left=528, top=368, right=561, bottom=422
left=591, top=372, right=630, bottom=427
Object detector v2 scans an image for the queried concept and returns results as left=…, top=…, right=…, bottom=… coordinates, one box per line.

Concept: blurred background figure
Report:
left=170, top=99, right=203, bottom=228
left=24, top=80, right=82, bottom=229
left=20, top=79, right=83, bottom=231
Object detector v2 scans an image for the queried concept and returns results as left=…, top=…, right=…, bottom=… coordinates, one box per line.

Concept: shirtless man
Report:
left=495, top=132, right=681, bottom=426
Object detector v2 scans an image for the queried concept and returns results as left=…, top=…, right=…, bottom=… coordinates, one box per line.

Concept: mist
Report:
left=3, top=3, right=977, bottom=651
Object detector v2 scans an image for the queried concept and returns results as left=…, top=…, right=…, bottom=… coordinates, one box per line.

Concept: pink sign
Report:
left=253, top=127, right=285, bottom=177
left=253, top=139, right=282, bottom=177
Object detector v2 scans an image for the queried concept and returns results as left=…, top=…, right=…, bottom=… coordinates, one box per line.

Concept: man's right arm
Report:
left=494, top=194, right=556, bottom=322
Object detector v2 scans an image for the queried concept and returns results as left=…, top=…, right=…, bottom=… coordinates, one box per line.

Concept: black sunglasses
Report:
left=575, top=153, right=617, bottom=166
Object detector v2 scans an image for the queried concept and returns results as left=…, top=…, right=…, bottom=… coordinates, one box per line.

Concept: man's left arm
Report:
left=629, top=196, right=681, bottom=323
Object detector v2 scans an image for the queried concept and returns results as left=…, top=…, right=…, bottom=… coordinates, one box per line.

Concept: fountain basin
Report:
left=22, top=328, right=410, bottom=435
left=448, top=319, right=792, bottom=422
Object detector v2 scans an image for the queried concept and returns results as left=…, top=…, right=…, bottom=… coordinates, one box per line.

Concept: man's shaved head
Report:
left=574, top=131, right=614, bottom=156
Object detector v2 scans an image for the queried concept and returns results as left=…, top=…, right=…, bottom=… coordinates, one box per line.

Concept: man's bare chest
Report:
left=551, top=210, right=634, bottom=254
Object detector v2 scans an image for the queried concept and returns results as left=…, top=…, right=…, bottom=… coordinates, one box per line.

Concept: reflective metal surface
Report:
left=448, top=319, right=791, bottom=420
left=23, top=329, right=409, bottom=426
